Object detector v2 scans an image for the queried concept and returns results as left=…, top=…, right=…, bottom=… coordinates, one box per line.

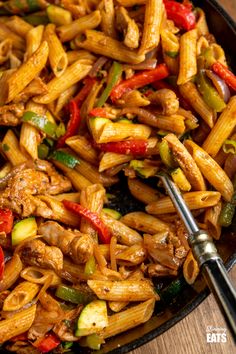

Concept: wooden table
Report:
left=131, top=1, right=236, bottom=353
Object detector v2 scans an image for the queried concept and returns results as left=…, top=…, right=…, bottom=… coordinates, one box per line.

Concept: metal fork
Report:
left=157, top=172, right=236, bottom=342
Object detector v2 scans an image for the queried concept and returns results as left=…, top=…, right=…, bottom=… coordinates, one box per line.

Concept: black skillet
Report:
left=1, top=0, right=236, bottom=353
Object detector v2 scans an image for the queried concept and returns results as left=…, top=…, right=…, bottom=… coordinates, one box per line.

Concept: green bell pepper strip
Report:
left=196, top=70, right=226, bottom=112
left=23, top=11, right=49, bottom=25
left=50, top=150, right=80, bottom=169
left=4, top=0, right=46, bottom=14
left=84, top=255, right=96, bottom=276
left=96, top=61, right=122, bottom=107
left=55, top=285, right=92, bottom=304
left=22, top=111, right=57, bottom=138
left=223, top=139, right=236, bottom=154
left=38, top=143, right=49, bottom=159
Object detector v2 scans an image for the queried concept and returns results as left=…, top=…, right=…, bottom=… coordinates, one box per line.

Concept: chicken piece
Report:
left=53, top=306, right=83, bottom=341
left=20, top=239, right=63, bottom=272
left=149, top=89, right=179, bottom=116
left=34, top=160, right=72, bottom=195
left=0, top=102, right=25, bottom=126
left=39, top=221, right=94, bottom=264
left=144, top=233, right=180, bottom=270
left=116, top=6, right=140, bottom=49
left=147, top=264, right=178, bottom=277
left=0, top=161, right=71, bottom=216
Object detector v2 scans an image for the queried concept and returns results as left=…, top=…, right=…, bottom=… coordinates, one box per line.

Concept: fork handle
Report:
left=202, top=258, right=236, bottom=343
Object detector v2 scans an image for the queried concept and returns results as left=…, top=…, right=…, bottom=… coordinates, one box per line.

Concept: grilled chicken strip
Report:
left=20, top=239, right=63, bottom=272
left=0, top=160, right=71, bottom=216
left=39, top=221, right=94, bottom=264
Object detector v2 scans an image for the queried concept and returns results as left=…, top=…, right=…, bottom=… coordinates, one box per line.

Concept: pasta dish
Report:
left=0, top=0, right=235, bottom=352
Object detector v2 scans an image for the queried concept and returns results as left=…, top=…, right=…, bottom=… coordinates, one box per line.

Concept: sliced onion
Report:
left=123, top=59, right=157, bottom=71
left=121, top=107, right=157, bottom=120
left=205, top=69, right=231, bottom=103
left=88, top=56, right=108, bottom=78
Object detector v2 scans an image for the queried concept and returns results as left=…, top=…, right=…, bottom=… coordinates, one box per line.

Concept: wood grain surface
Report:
left=130, top=1, right=236, bottom=353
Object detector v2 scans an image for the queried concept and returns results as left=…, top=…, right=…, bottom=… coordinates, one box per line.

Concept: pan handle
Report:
left=202, top=258, right=236, bottom=343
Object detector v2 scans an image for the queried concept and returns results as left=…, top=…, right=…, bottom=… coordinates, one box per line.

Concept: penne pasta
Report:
left=2, top=130, right=28, bottom=166
left=75, top=29, right=145, bottom=64
left=177, top=29, right=198, bottom=85
left=25, top=25, right=44, bottom=60
left=102, top=298, right=155, bottom=339
left=44, top=24, right=68, bottom=77
left=66, top=135, right=98, bottom=165
left=20, top=122, right=40, bottom=160
left=164, top=133, right=206, bottom=191
left=0, top=23, right=25, bottom=50
left=100, top=212, right=143, bottom=245
left=7, top=41, right=49, bottom=103
left=0, top=255, right=23, bottom=292
left=183, top=251, right=200, bottom=285
left=204, top=202, right=222, bottom=240
left=20, top=267, right=61, bottom=287
left=202, top=96, right=236, bottom=157
left=146, top=191, right=221, bottom=215
left=138, top=113, right=185, bottom=134
left=67, top=50, right=96, bottom=65
left=139, top=0, right=163, bottom=54
left=55, top=84, right=78, bottom=115
left=33, top=61, right=92, bottom=104
left=116, top=0, right=146, bottom=5
left=185, top=140, right=233, bottom=201
left=0, top=304, right=36, bottom=343
left=57, top=10, right=102, bottom=42
left=88, top=279, right=158, bottom=301
left=3, top=281, right=40, bottom=311
left=121, top=212, right=169, bottom=234
left=99, top=152, right=132, bottom=172
left=195, top=8, right=209, bottom=36
left=128, top=178, right=160, bottom=204
left=161, top=29, right=179, bottom=74
left=6, top=16, right=33, bottom=37
left=179, top=82, right=215, bottom=128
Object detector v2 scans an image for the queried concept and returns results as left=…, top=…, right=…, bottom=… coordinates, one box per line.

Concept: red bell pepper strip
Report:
left=0, top=246, right=4, bottom=280
left=212, top=62, right=236, bottom=91
left=110, top=63, right=169, bottom=102
left=56, top=100, right=81, bottom=148
left=96, top=140, right=148, bottom=155
left=74, top=77, right=96, bottom=106
left=0, top=208, right=13, bottom=234
left=35, top=333, right=60, bottom=353
left=163, top=1, right=196, bottom=31
left=89, top=107, right=110, bottom=118
left=63, top=200, right=111, bottom=244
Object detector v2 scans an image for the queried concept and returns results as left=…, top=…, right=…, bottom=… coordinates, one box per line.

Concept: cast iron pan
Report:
left=1, top=0, right=236, bottom=353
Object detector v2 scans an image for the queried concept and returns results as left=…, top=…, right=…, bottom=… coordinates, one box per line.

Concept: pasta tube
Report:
left=185, top=140, right=233, bottom=201
left=25, top=25, right=44, bottom=60
left=102, top=298, right=155, bottom=339
left=44, top=24, right=68, bottom=77
left=3, top=281, right=40, bottom=311
left=2, top=130, right=28, bottom=166
left=139, top=0, right=163, bottom=54
left=146, top=191, right=221, bottom=214
left=164, top=133, right=206, bottom=191
left=57, top=10, right=102, bottom=42
left=33, top=61, right=92, bottom=104
left=202, top=96, right=236, bottom=157
left=0, top=305, right=36, bottom=343
left=87, top=280, right=158, bottom=301
left=0, top=255, right=23, bottom=292
left=75, top=30, right=145, bottom=64
left=121, top=212, right=169, bottom=234
left=7, top=41, right=49, bottom=103
left=179, top=82, right=214, bottom=128
left=177, top=29, right=198, bottom=85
